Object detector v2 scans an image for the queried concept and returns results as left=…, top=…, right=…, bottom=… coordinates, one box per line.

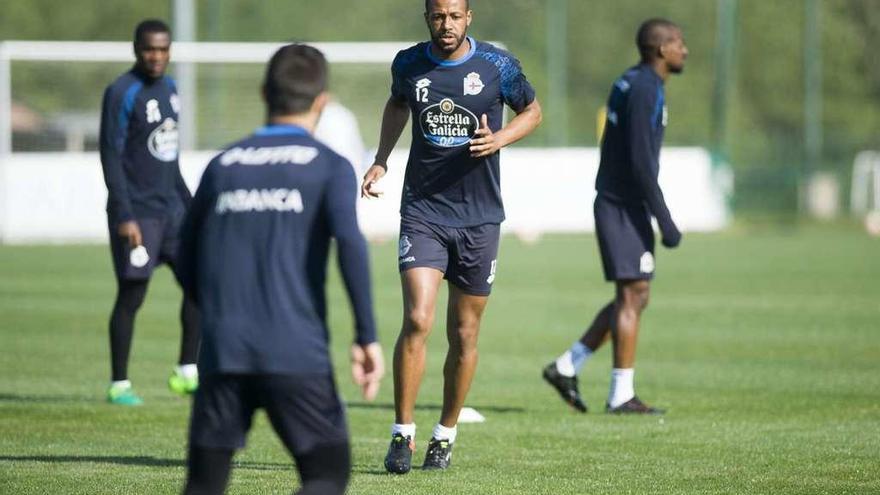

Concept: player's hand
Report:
left=661, top=225, right=682, bottom=249
left=361, top=164, right=387, bottom=199
left=117, top=220, right=143, bottom=248
left=469, top=114, right=500, bottom=158
left=351, top=342, right=384, bottom=401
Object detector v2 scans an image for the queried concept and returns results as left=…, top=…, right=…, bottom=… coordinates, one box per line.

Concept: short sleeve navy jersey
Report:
left=177, top=125, right=376, bottom=375
left=391, top=37, right=536, bottom=227
left=596, top=63, right=676, bottom=233
left=99, top=69, right=189, bottom=223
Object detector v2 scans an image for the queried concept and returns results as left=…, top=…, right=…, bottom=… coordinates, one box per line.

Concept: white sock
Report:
left=555, top=341, right=593, bottom=377
left=608, top=368, right=635, bottom=408
left=432, top=423, right=457, bottom=444
left=110, top=380, right=131, bottom=389
left=391, top=423, right=416, bottom=440
left=176, top=364, right=198, bottom=379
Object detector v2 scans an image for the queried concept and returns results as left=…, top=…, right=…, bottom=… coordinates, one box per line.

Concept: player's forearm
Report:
left=99, top=153, right=135, bottom=221
left=374, top=97, right=409, bottom=166
left=335, top=234, right=378, bottom=345
left=495, top=99, right=542, bottom=149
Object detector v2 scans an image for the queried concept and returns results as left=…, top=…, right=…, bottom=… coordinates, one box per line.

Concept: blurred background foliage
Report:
left=2, top=0, right=878, bottom=217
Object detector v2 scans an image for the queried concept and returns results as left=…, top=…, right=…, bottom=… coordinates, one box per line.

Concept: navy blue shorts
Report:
left=108, top=212, right=183, bottom=281
left=398, top=216, right=500, bottom=296
left=188, top=373, right=349, bottom=455
left=594, top=195, right=655, bottom=281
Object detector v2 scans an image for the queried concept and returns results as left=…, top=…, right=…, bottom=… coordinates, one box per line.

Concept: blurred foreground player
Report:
left=543, top=18, right=688, bottom=414
left=362, top=0, right=541, bottom=473
left=179, top=44, right=384, bottom=495
left=99, top=19, right=199, bottom=405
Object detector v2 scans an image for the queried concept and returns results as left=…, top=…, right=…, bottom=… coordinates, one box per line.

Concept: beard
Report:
left=431, top=29, right=467, bottom=55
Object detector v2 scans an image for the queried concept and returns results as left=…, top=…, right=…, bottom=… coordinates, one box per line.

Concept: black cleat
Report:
left=542, top=362, right=588, bottom=413
left=421, top=437, right=453, bottom=470
left=606, top=396, right=665, bottom=415
left=384, top=433, right=414, bottom=474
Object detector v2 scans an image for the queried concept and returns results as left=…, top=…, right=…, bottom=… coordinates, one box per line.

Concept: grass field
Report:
left=1, top=225, right=878, bottom=494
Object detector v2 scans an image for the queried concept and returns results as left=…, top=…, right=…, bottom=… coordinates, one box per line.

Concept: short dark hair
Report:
left=262, top=44, right=328, bottom=117
left=425, top=0, right=470, bottom=13
left=133, top=19, right=171, bottom=46
left=636, top=18, right=679, bottom=62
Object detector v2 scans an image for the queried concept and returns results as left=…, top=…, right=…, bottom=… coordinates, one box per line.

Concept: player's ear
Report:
left=466, top=9, right=472, bottom=27
left=311, top=91, right=329, bottom=116
left=260, top=85, right=267, bottom=104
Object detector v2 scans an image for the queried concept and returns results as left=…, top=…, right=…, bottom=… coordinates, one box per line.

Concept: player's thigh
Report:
left=259, top=374, right=349, bottom=457
left=189, top=374, right=258, bottom=451
left=594, top=197, right=655, bottom=281
left=446, top=222, right=500, bottom=296
left=108, top=217, right=164, bottom=281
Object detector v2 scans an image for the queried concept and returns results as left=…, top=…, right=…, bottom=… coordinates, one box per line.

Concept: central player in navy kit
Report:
left=542, top=18, right=687, bottom=415
left=179, top=44, right=384, bottom=495
left=361, top=0, right=542, bottom=473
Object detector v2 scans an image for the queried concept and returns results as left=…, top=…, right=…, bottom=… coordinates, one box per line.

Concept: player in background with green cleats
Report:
left=106, top=380, right=143, bottom=406
left=168, top=364, right=199, bottom=396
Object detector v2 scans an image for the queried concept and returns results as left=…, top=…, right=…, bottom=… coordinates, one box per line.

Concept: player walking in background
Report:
left=361, top=0, right=542, bottom=473
left=178, top=44, right=384, bottom=495
left=98, top=19, right=199, bottom=406
left=542, top=18, right=687, bottom=415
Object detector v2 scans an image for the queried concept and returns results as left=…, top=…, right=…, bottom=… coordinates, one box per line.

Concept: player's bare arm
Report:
left=469, top=98, right=542, bottom=158
left=361, top=97, right=410, bottom=198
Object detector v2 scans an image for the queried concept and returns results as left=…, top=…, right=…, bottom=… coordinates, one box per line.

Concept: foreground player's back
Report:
left=179, top=124, right=360, bottom=375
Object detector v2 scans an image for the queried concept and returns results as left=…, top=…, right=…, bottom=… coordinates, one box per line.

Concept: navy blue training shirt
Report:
left=99, top=69, right=190, bottom=223
left=177, top=125, right=377, bottom=375
left=596, top=63, right=676, bottom=234
left=391, top=37, right=536, bottom=228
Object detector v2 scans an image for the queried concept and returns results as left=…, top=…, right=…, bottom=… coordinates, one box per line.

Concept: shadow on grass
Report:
left=0, top=393, right=95, bottom=404
left=0, top=455, right=291, bottom=471
left=346, top=402, right=525, bottom=414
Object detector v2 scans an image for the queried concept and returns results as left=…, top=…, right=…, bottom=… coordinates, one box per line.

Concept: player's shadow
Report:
left=0, top=454, right=292, bottom=471
left=0, top=392, right=95, bottom=404
left=345, top=402, right=525, bottom=414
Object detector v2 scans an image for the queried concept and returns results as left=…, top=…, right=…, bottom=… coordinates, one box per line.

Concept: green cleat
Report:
left=107, top=382, right=143, bottom=406
left=168, top=369, right=198, bottom=396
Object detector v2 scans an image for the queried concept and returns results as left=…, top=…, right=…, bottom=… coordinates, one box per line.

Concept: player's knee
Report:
left=619, top=281, right=650, bottom=312
left=448, top=322, right=480, bottom=352
left=403, top=307, right=435, bottom=335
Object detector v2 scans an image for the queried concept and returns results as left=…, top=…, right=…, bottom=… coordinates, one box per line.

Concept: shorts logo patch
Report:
left=419, top=98, right=478, bottom=148
left=639, top=252, right=655, bottom=274
left=129, top=245, right=150, bottom=268
left=399, top=235, right=412, bottom=257
left=486, top=259, right=497, bottom=284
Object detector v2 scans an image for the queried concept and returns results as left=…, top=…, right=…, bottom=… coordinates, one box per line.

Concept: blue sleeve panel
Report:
left=99, top=76, right=141, bottom=223
left=476, top=47, right=536, bottom=112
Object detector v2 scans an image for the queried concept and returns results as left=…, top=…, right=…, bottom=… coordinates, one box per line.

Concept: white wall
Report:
left=0, top=147, right=729, bottom=244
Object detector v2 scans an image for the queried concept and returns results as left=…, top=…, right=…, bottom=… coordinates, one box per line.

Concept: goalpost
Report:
left=0, top=40, right=420, bottom=156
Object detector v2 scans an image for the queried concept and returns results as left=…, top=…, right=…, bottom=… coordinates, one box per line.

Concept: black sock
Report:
left=109, top=279, right=149, bottom=381
left=178, top=293, right=200, bottom=365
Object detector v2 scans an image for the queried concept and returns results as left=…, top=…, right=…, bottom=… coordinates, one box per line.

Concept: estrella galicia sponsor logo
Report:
left=419, top=98, right=478, bottom=148
left=147, top=117, right=179, bottom=162
left=215, top=188, right=304, bottom=214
